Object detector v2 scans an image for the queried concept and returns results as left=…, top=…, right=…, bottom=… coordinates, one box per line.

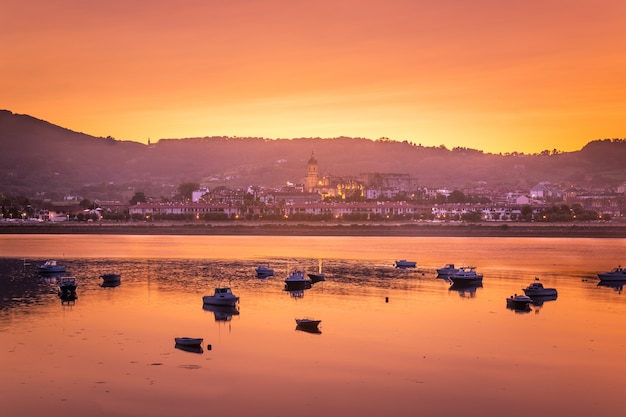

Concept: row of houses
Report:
left=125, top=201, right=566, bottom=221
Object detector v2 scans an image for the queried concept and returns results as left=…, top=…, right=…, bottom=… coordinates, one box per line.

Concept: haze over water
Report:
left=1, top=235, right=625, bottom=417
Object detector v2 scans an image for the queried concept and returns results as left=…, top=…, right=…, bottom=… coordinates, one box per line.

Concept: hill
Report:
left=1, top=110, right=624, bottom=201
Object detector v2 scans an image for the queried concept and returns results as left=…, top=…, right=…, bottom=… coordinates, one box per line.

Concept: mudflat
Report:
left=1, top=221, right=626, bottom=238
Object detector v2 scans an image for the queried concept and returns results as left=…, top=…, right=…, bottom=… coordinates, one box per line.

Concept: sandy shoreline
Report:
left=2, top=221, right=626, bottom=238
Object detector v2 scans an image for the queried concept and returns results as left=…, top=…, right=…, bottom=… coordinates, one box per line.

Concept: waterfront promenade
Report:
left=2, top=221, right=626, bottom=238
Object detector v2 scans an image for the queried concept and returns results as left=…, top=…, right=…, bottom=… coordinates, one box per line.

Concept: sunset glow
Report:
left=2, top=0, right=625, bottom=153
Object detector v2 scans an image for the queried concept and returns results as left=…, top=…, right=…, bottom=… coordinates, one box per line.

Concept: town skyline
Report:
left=3, top=1, right=625, bottom=154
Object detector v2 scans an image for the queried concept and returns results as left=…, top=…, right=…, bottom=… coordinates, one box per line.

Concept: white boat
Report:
left=449, top=266, right=483, bottom=285
left=100, top=273, right=121, bottom=283
left=284, top=270, right=311, bottom=289
left=436, top=263, right=460, bottom=276
left=203, top=287, right=239, bottom=306
left=38, top=260, right=66, bottom=273
left=597, top=266, right=626, bottom=281
left=523, top=279, right=558, bottom=297
left=395, top=260, right=417, bottom=268
left=255, top=265, right=274, bottom=278
left=174, top=337, right=203, bottom=346
left=506, top=294, right=532, bottom=310
left=58, top=276, right=77, bottom=293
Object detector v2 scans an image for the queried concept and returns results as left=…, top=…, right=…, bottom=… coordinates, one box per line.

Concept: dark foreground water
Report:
left=1, top=235, right=625, bottom=417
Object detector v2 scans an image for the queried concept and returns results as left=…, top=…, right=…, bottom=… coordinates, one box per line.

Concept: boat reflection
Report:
left=202, top=304, right=240, bottom=321
left=285, top=289, right=305, bottom=298
left=100, top=281, right=121, bottom=288
left=295, top=324, right=322, bottom=334
left=597, top=279, right=626, bottom=293
left=506, top=303, right=532, bottom=314
left=174, top=343, right=204, bottom=354
left=295, top=318, right=322, bottom=334
left=449, top=282, right=482, bottom=298
left=58, top=291, right=77, bottom=305
left=529, top=294, right=558, bottom=306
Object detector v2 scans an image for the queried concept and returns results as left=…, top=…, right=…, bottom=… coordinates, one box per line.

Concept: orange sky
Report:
left=2, top=0, right=625, bottom=154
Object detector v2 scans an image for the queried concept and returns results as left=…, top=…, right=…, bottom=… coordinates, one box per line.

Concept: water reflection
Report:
left=449, top=282, right=482, bottom=298
left=202, top=304, right=240, bottom=321
left=295, top=324, right=322, bottom=334
left=506, top=302, right=532, bottom=313
left=3, top=236, right=626, bottom=417
left=529, top=294, right=558, bottom=306
left=100, top=280, right=121, bottom=288
left=58, top=291, right=77, bottom=305
left=597, top=279, right=626, bottom=293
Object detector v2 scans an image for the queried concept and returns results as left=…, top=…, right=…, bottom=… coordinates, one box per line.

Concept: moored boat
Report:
left=174, top=337, right=203, bottom=346
left=100, top=273, right=121, bottom=283
left=523, top=279, right=557, bottom=297
left=58, top=276, right=77, bottom=293
left=38, top=260, right=66, bottom=273
left=449, top=266, right=483, bottom=285
left=436, top=263, right=460, bottom=276
left=255, top=265, right=274, bottom=278
left=395, top=260, right=417, bottom=268
left=597, top=266, right=626, bottom=281
left=295, top=318, right=322, bottom=333
left=202, top=287, right=239, bottom=306
left=308, top=272, right=326, bottom=283
left=506, top=294, right=532, bottom=310
left=284, top=269, right=312, bottom=289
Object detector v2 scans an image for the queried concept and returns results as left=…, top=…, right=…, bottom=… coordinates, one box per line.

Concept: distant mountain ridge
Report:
left=1, top=109, right=625, bottom=200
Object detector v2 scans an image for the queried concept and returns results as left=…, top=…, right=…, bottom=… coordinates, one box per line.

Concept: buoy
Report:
left=207, top=344, right=212, bottom=350
left=385, top=296, right=389, bottom=303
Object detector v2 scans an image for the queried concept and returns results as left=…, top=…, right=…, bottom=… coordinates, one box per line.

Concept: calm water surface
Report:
left=1, top=235, right=626, bottom=417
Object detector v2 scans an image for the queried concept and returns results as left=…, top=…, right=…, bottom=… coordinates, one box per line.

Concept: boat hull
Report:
left=202, top=296, right=239, bottom=306
left=449, top=277, right=483, bottom=285
left=506, top=295, right=532, bottom=311
left=597, top=273, right=626, bottom=281
left=395, top=260, right=416, bottom=268
left=308, top=273, right=325, bottom=283
left=255, top=266, right=274, bottom=278
left=523, top=288, right=557, bottom=297
left=295, top=319, right=321, bottom=333
left=174, top=337, right=203, bottom=346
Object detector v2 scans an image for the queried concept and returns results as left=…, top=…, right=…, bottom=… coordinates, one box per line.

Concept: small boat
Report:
left=58, top=276, right=77, bottom=293
left=395, top=260, right=417, bottom=268
left=174, top=337, right=204, bottom=346
left=38, top=260, right=66, bottom=273
left=506, top=294, right=532, bottom=310
left=436, top=263, right=460, bottom=276
left=284, top=270, right=312, bottom=289
left=202, top=287, right=239, bottom=306
left=597, top=266, right=626, bottom=281
left=174, top=344, right=204, bottom=354
left=449, top=266, right=483, bottom=285
left=295, top=318, right=321, bottom=332
left=308, top=259, right=326, bottom=283
left=523, top=278, right=557, bottom=297
left=100, top=273, right=121, bottom=283
left=255, top=265, right=274, bottom=278
left=308, top=272, right=326, bottom=283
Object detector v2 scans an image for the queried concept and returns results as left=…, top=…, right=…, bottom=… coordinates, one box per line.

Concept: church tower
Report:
left=305, top=152, right=318, bottom=192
